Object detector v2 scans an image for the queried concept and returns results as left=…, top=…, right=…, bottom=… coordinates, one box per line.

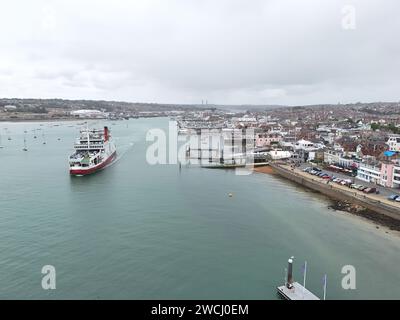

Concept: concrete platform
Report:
left=277, top=282, right=320, bottom=300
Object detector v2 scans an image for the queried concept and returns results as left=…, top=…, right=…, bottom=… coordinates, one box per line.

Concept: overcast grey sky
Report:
left=0, top=0, right=399, bottom=105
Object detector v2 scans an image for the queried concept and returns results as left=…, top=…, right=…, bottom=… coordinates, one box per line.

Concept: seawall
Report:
left=269, top=163, right=400, bottom=221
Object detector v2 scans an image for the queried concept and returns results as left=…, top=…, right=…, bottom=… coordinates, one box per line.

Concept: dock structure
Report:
left=277, top=282, right=320, bottom=300
left=277, top=257, right=320, bottom=300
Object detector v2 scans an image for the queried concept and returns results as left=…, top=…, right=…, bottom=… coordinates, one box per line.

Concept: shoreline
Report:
left=0, top=118, right=107, bottom=123
left=254, top=166, right=400, bottom=235
left=327, top=199, right=400, bottom=233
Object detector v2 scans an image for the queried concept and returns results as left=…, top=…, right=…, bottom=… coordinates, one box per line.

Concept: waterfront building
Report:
left=3, top=105, right=17, bottom=111
left=357, top=163, right=382, bottom=184
left=386, top=135, right=400, bottom=152
left=294, top=139, right=321, bottom=151
left=324, top=149, right=341, bottom=165
left=323, top=149, right=361, bottom=169
left=71, top=109, right=106, bottom=118
left=380, top=162, right=395, bottom=188
left=294, top=139, right=324, bottom=162
left=255, top=133, right=282, bottom=148
left=338, top=156, right=360, bottom=169
left=357, top=157, right=400, bottom=189
left=380, top=152, right=400, bottom=189
left=393, top=163, right=400, bottom=189
left=268, top=149, right=292, bottom=160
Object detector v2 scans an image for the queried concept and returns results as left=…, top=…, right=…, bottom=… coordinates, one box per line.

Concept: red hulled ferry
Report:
left=69, top=126, right=116, bottom=176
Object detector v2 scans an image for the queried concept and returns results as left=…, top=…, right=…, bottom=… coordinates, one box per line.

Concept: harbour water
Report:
left=0, top=117, right=400, bottom=299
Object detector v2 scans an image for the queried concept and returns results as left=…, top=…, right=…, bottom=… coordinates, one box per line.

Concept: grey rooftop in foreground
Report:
left=277, top=282, right=320, bottom=300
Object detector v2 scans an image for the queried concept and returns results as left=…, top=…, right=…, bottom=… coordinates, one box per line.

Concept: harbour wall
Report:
left=270, top=163, right=400, bottom=221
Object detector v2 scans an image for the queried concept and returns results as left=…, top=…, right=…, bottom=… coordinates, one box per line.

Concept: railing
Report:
left=74, top=144, right=104, bottom=149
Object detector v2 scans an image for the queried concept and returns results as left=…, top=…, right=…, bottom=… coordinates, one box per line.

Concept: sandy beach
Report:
left=254, top=165, right=276, bottom=174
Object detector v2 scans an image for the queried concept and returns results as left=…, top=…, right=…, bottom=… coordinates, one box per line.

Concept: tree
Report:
left=371, top=123, right=380, bottom=131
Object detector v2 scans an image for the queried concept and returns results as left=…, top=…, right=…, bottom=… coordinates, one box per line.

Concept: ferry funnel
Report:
left=104, top=126, right=109, bottom=142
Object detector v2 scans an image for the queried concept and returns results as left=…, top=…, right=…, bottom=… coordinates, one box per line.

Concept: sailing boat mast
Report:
left=23, top=134, right=28, bottom=151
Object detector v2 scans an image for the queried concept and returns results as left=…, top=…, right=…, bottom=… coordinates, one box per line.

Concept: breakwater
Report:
left=269, top=163, right=400, bottom=222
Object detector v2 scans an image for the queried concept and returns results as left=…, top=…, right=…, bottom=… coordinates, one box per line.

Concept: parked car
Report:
left=343, top=179, right=353, bottom=186
left=388, top=194, right=399, bottom=201
left=358, top=186, right=368, bottom=191
left=363, top=187, right=376, bottom=194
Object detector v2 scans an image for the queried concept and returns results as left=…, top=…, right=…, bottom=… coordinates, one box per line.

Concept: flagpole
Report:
left=323, top=274, right=327, bottom=300
left=302, top=261, right=307, bottom=298
left=284, top=268, right=287, bottom=286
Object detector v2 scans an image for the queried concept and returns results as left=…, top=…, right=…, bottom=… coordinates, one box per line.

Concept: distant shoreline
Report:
left=0, top=116, right=164, bottom=123
left=0, top=118, right=80, bottom=123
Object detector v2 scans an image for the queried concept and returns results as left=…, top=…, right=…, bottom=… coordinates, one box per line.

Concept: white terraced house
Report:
left=357, top=161, right=400, bottom=189
left=386, top=135, right=400, bottom=152
left=393, top=165, right=400, bottom=188
left=357, top=163, right=382, bottom=184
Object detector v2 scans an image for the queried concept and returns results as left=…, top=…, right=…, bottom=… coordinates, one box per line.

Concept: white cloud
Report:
left=0, top=0, right=399, bottom=105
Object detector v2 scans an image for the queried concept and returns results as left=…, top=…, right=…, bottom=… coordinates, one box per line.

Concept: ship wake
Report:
left=104, top=141, right=134, bottom=169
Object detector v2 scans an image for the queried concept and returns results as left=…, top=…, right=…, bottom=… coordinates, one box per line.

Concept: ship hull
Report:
left=70, top=151, right=117, bottom=176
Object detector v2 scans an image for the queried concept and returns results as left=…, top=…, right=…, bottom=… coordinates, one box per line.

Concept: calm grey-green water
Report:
left=0, top=117, right=399, bottom=300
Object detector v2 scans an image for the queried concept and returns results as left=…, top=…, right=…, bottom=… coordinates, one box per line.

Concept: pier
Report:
left=277, top=257, right=320, bottom=300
